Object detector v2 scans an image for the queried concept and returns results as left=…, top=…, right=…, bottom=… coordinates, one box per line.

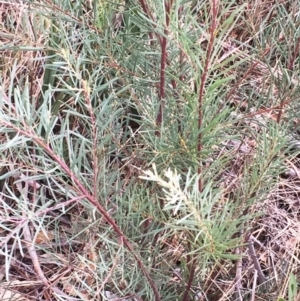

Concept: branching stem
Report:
left=0, top=120, right=161, bottom=301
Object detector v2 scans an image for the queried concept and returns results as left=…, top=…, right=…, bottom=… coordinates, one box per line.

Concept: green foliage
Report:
left=288, top=273, right=298, bottom=301
left=278, top=273, right=299, bottom=301
left=0, top=0, right=300, bottom=300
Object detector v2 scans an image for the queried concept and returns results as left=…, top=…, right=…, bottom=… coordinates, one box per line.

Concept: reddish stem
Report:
left=288, top=37, right=300, bottom=71
left=138, top=0, right=155, bottom=43
left=197, top=0, right=219, bottom=192
left=156, top=0, right=173, bottom=130
left=181, top=245, right=197, bottom=301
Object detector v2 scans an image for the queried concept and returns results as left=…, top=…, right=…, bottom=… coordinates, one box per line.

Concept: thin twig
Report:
left=81, top=80, right=99, bottom=199
left=247, top=236, right=266, bottom=285
left=197, top=0, right=219, bottom=192
left=156, top=0, right=173, bottom=131
left=234, top=247, right=243, bottom=300
left=23, top=223, right=77, bottom=300
left=181, top=247, right=197, bottom=301
left=21, top=176, right=77, bottom=300
left=93, top=237, right=123, bottom=300
left=137, top=0, right=156, bottom=44
left=251, top=270, right=257, bottom=301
